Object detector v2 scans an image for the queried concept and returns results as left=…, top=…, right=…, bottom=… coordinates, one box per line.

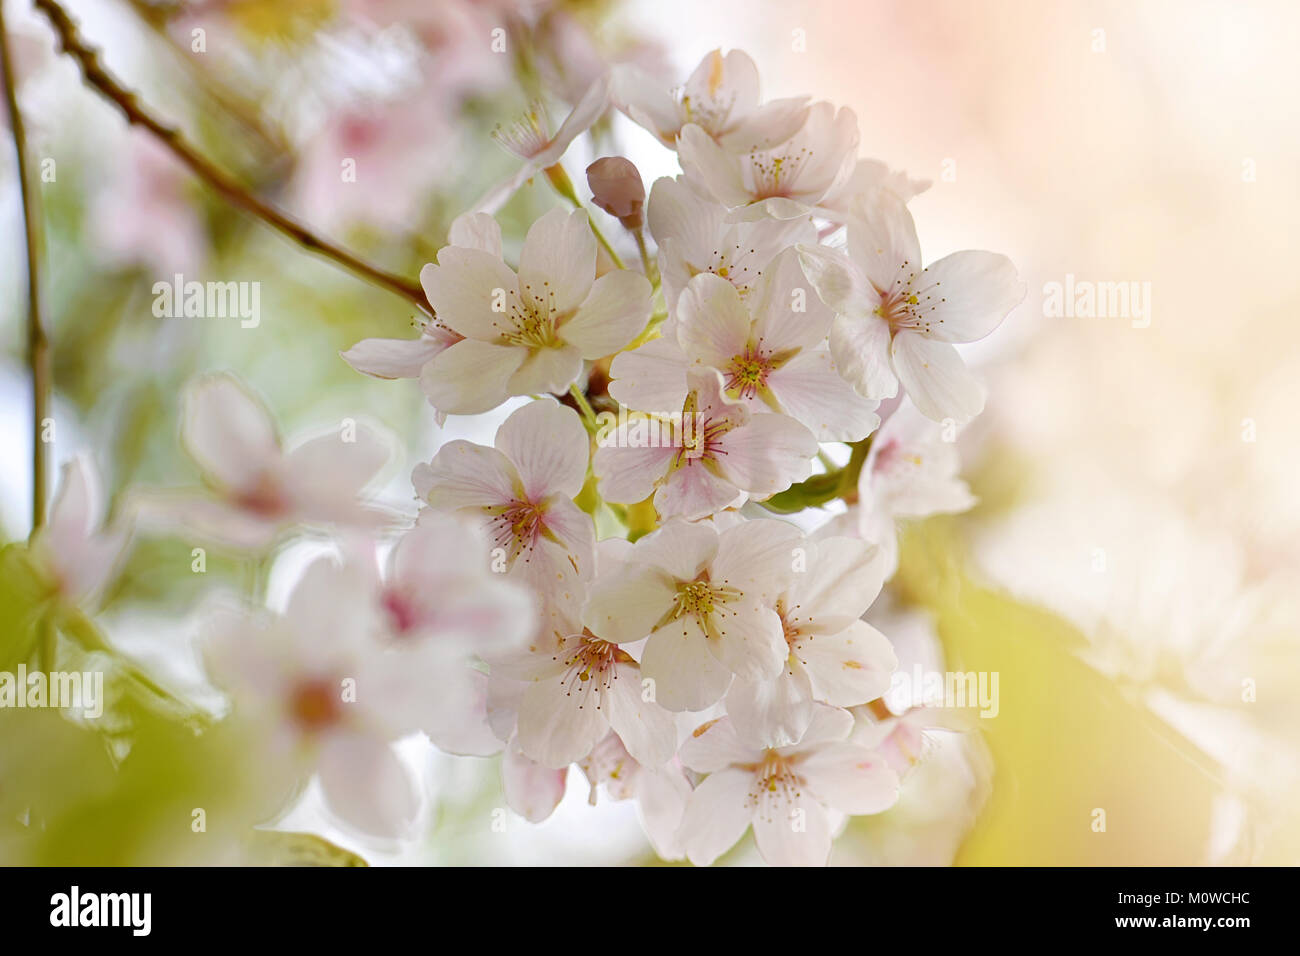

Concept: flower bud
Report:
left=586, top=156, right=646, bottom=230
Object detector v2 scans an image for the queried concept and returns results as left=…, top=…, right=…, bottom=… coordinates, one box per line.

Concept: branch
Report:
left=1, top=1, right=50, bottom=537
left=34, top=0, right=431, bottom=313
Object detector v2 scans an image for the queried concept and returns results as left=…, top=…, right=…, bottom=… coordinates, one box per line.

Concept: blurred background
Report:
left=2, top=0, right=1297, bottom=864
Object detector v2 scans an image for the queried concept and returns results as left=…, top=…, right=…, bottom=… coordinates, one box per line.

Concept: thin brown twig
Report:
left=1, top=1, right=50, bottom=537
left=34, top=0, right=431, bottom=313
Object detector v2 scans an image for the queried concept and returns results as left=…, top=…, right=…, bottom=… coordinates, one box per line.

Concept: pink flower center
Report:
left=289, top=677, right=343, bottom=734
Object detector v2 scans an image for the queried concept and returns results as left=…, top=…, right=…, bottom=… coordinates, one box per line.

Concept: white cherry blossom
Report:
left=418, top=208, right=652, bottom=414
left=798, top=190, right=1025, bottom=423
left=676, top=705, right=899, bottom=866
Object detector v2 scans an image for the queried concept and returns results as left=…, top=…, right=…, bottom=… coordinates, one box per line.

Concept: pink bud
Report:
left=586, top=157, right=646, bottom=230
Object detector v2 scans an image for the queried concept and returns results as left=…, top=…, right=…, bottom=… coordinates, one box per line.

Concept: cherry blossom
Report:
left=418, top=208, right=652, bottom=414
left=413, top=399, right=595, bottom=625
left=610, top=249, right=880, bottom=441
left=798, top=189, right=1025, bottom=423
left=595, top=367, right=818, bottom=521
left=726, top=535, right=897, bottom=747
left=678, top=102, right=859, bottom=220
left=614, top=49, right=808, bottom=151
left=676, top=705, right=899, bottom=866
left=581, top=517, right=802, bottom=711
left=134, top=373, right=392, bottom=552
left=29, top=456, right=131, bottom=610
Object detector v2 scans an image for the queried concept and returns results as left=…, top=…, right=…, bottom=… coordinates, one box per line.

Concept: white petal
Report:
left=562, top=270, right=653, bottom=359
left=797, top=619, right=897, bottom=707
left=506, top=345, right=584, bottom=397
left=704, top=601, right=786, bottom=682
left=448, top=211, right=503, bottom=257
left=420, top=248, right=519, bottom=341
left=797, top=741, right=899, bottom=815
left=726, top=666, right=817, bottom=748
left=766, top=349, right=880, bottom=441
left=748, top=246, right=832, bottom=351
left=283, top=424, right=389, bottom=514
left=790, top=536, right=884, bottom=620
left=713, top=517, right=803, bottom=600
left=713, top=412, right=817, bottom=498
left=502, top=740, right=568, bottom=822
left=593, top=433, right=675, bottom=505
left=646, top=176, right=723, bottom=248
left=917, top=250, right=1025, bottom=343
left=890, top=331, right=985, bottom=424
left=678, top=124, right=749, bottom=207
left=182, top=373, right=279, bottom=492
left=678, top=715, right=760, bottom=772
left=318, top=732, right=418, bottom=838
left=846, top=190, right=922, bottom=293
left=417, top=440, right=517, bottom=509
left=631, top=518, right=720, bottom=580
left=614, top=66, right=681, bottom=144
left=639, top=624, right=734, bottom=711
left=518, top=208, right=596, bottom=316
left=545, top=72, right=611, bottom=160
left=516, top=668, right=608, bottom=768
left=583, top=561, right=678, bottom=644
left=496, top=399, right=589, bottom=500
left=677, top=768, right=755, bottom=866
left=607, top=337, right=691, bottom=413
left=341, top=334, right=445, bottom=380
left=605, top=662, right=678, bottom=767
left=420, top=338, right=524, bottom=415
left=796, top=243, right=873, bottom=320
left=677, top=273, right=753, bottom=368
left=829, top=312, right=898, bottom=399
left=655, top=460, right=747, bottom=521
left=751, top=790, right=833, bottom=866
left=721, top=96, right=810, bottom=151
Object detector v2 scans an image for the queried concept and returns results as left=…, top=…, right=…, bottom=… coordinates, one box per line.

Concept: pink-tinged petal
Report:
left=655, top=461, right=746, bottom=521
left=797, top=742, right=900, bottom=815
left=318, top=731, right=418, bottom=838
left=132, top=492, right=283, bottom=553
left=890, top=331, right=986, bottom=424
left=614, top=66, right=681, bottom=144
left=562, top=270, right=653, bottom=359
left=469, top=161, right=540, bottom=216
left=516, top=667, right=608, bottom=768
left=420, top=248, right=519, bottom=341
left=508, top=344, right=584, bottom=398
left=502, top=739, right=568, bottom=822
left=646, top=176, right=722, bottom=248
left=537, top=497, right=596, bottom=580
left=829, top=312, right=897, bottom=399
left=918, top=250, right=1025, bottom=343
left=583, top=562, right=678, bottom=644
left=795, top=105, right=860, bottom=199
left=766, top=349, right=880, bottom=442
left=791, top=536, right=884, bottom=620
left=43, top=456, right=98, bottom=565
left=182, top=373, right=280, bottom=492
left=678, top=124, right=749, bottom=207
left=720, top=96, right=810, bottom=151
left=605, top=662, right=678, bottom=767
left=713, top=517, right=802, bottom=599
left=284, top=424, right=389, bottom=514
left=724, top=197, right=816, bottom=222
left=593, top=436, right=675, bottom=505
left=420, top=338, right=524, bottom=415
left=637, top=765, right=692, bottom=860
left=683, top=49, right=759, bottom=124
left=798, top=243, right=874, bottom=320
left=748, top=246, right=832, bottom=350
left=518, top=208, right=596, bottom=316
left=341, top=334, right=446, bottom=380
left=798, top=619, right=897, bottom=707
left=416, top=440, right=517, bottom=509
left=781, top=703, right=854, bottom=749
left=846, top=190, right=922, bottom=293
left=423, top=666, right=508, bottom=756
left=639, top=624, right=734, bottom=712
left=704, top=601, right=786, bottom=682
left=608, top=337, right=692, bottom=413
left=631, top=519, right=720, bottom=580
left=726, top=667, right=817, bottom=749
left=751, top=790, right=833, bottom=866
left=679, top=715, right=760, bottom=772
left=447, top=211, right=503, bottom=257
left=496, top=400, right=589, bottom=500
left=677, top=273, right=753, bottom=368
left=543, top=72, right=611, bottom=161
left=713, top=412, right=817, bottom=498
left=677, top=767, right=756, bottom=866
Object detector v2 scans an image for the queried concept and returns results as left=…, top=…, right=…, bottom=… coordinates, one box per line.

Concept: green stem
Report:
left=568, top=383, right=599, bottom=430
left=545, top=164, right=626, bottom=269
left=1, top=3, right=50, bottom=539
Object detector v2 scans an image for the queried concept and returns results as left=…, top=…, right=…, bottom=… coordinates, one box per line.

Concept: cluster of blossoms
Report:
left=42, top=48, right=1021, bottom=865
